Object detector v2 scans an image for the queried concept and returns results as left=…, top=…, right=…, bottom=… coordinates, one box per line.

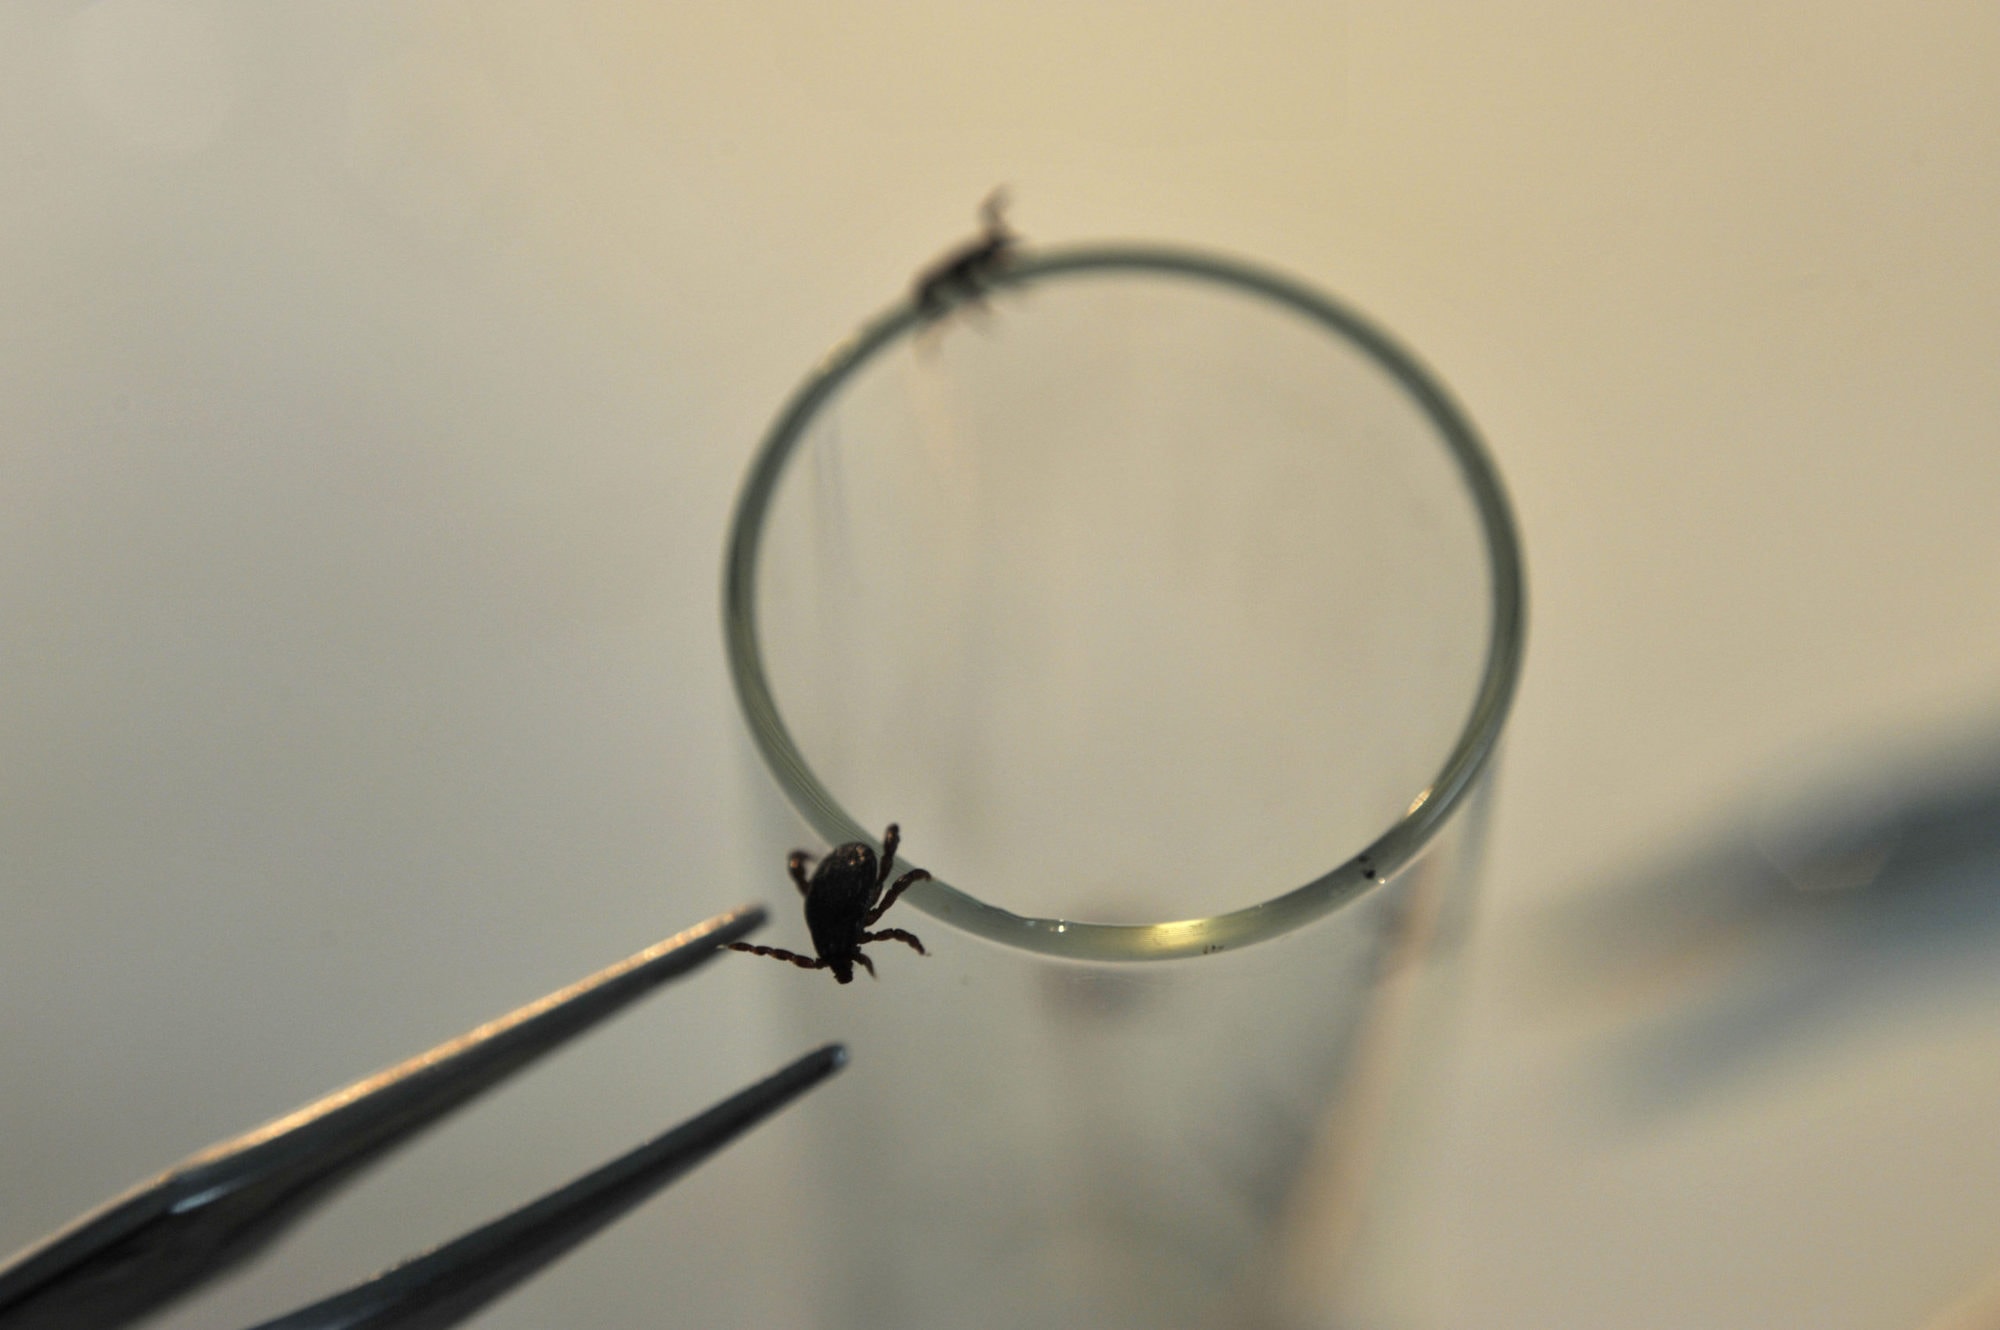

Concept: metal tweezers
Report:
left=0, top=904, right=844, bottom=1330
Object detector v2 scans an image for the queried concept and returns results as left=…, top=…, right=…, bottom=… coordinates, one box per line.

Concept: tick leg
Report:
left=864, top=868, right=931, bottom=926
left=877, top=824, right=901, bottom=886
left=853, top=952, right=877, bottom=980
left=862, top=927, right=927, bottom=956
left=979, top=186, right=1010, bottom=235
left=727, top=941, right=823, bottom=971
left=787, top=851, right=814, bottom=897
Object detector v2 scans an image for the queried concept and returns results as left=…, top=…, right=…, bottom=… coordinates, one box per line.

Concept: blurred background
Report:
left=4, top=3, right=1999, bottom=1327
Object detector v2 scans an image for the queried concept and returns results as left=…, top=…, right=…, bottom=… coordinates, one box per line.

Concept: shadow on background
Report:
left=1534, top=721, right=2000, bottom=1128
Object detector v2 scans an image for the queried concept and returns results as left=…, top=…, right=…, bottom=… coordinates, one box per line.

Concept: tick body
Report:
left=730, top=823, right=931, bottom=983
left=913, top=190, right=1017, bottom=322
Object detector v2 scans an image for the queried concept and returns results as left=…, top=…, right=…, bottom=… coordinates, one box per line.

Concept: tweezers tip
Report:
left=707, top=902, right=768, bottom=935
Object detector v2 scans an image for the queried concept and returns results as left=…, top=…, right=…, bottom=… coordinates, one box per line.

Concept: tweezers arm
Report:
left=0, top=905, right=765, bottom=1330
left=247, top=1043, right=847, bottom=1330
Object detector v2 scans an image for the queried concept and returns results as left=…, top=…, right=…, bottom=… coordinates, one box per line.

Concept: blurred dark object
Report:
left=1540, top=724, right=2000, bottom=1122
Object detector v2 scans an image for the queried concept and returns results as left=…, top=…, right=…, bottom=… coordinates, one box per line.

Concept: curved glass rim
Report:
left=722, top=243, right=1527, bottom=962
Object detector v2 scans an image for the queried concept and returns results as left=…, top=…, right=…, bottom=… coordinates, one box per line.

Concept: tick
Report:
left=913, top=189, right=1017, bottom=322
left=729, top=823, right=932, bottom=983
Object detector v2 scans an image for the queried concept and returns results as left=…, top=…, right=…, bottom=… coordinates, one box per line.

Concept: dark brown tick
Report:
left=729, top=823, right=932, bottom=983
left=913, top=189, right=1017, bottom=322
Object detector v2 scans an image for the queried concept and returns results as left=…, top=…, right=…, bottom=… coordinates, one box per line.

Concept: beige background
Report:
left=4, top=4, right=1999, bottom=1327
